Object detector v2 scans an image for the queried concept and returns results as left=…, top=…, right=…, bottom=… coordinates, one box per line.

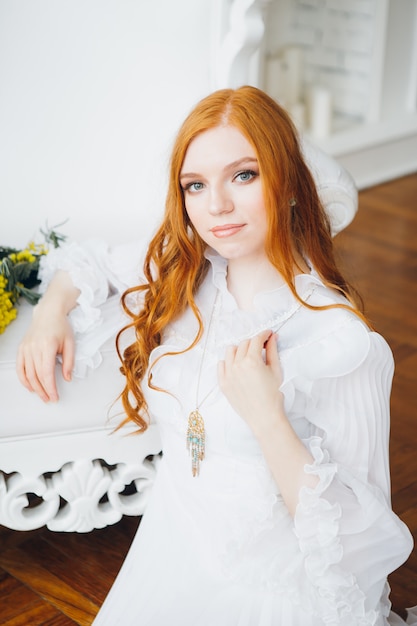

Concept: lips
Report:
left=210, top=224, right=245, bottom=238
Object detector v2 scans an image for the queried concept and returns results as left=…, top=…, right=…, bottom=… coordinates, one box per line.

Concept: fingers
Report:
left=249, top=329, right=274, bottom=355
left=219, top=330, right=278, bottom=381
left=16, top=346, right=34, bottom=393
left=17, top=354, right=50, bottom=402
left=224, top=329, right=274, bottom=363
left=264, top=332, right=279, bottom=365
left=39, top=347, right=60, bottom=401
left=16, top=314, right=75, bottom=402
left=62, top=335, right=75, bottom=382
left=17, top=343, right=60, bottom=403
left=217, top=330, right=284, bottom=428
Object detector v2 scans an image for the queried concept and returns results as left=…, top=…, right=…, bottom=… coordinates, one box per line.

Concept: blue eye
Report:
left=234, top=170, right=257, bottom=183
left=184, top=181, right=204, bottom=193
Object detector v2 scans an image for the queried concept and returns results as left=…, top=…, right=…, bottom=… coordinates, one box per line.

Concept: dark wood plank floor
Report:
left=1, top=173, right=416, bottom=624
left=337, top=172, right=417, bottom=616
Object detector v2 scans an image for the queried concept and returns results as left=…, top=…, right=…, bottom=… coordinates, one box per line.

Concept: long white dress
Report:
left=40, top=243, right=415, bottom=626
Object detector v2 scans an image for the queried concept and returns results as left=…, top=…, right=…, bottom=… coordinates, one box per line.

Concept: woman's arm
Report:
left=16, top=238, right=148, bottom=400
left=218, top=329, right=318, bottom=516
left=16, top=270, right=80, bottom=402
left=219, top=326, right=413, bottom=614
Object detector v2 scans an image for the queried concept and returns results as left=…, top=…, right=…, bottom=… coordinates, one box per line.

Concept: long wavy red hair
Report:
left=116, top=85, right=364, bottom=431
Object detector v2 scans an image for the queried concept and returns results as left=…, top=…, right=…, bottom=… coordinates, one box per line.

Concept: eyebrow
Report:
left=180, top=157, right=258, bottom=180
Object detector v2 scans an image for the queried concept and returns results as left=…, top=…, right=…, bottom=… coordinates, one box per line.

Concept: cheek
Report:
left=251, top=201, right=268, bottom=230
left=240, top=184, right=266, bottom=215
left=185, top=199, right=206, bottom=230
left=185, top=209, right=207, bottom=243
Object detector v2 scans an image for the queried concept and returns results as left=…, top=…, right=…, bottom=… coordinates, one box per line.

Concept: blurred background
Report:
left=1, top=0, right=416, bottom=247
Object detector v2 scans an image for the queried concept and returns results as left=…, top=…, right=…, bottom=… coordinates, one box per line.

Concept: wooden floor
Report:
left=1, top=173, right=417, bottom=624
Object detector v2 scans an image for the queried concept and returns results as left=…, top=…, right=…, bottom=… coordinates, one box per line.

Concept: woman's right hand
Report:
left=16, top=270, right=80, bottom=402
left=16, top=307, right=75, bottom=403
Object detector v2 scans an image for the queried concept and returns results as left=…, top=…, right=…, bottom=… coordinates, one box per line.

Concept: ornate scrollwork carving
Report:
left=212, top=0, right=273, bottom=89
left=0, top=471, right=60, bottom=531
left=0, top=456, right=160, bottom=533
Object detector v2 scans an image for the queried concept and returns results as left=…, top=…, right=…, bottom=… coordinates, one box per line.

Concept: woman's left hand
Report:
left=218, top=329, right=286, bottom=439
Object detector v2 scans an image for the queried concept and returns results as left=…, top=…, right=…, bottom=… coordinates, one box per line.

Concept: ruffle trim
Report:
left=65, top=347, right=103, bottom=379
left=217, top=437, right=385, bottom=625
left=38, top=241, right=132, bottom=378
left=385, top=584, right=417, bottom=625
left=205, top=248, right=326, bottom=328
left=69, top=295, right=129, bottom=378
left=38, top=241, right=110, bottom=334
left=402, top=607, right=417, bottom=625
left=294, top=437, right=378, bottom=625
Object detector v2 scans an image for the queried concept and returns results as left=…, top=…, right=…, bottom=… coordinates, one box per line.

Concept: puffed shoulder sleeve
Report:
left=301, top=137, right=358, bottom=235
left=38, top=238, right=147, bottom=334
left=283, top=321, right=414, bottom=623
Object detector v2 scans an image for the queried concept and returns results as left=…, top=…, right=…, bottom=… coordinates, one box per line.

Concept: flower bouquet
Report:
left=0, top=224, right=67, bottom=334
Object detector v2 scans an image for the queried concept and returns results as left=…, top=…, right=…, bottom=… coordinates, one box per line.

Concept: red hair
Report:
left=117, top=86, right=364, bottom=430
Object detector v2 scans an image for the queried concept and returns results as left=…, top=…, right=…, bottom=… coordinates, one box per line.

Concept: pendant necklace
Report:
left=185, top=283, right=316, bottom=477
left=186, top=290, right=219, bottom=477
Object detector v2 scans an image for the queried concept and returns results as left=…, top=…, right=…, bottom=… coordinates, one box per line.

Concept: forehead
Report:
left=181, top=125, right=256, bottom=172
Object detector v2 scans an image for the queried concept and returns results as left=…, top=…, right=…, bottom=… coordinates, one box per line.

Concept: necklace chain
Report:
left=194, top=291, right=220, bottom=410
left=186, top=290, right=219, bottom=477
left=186, top=285, right=316, bottom=477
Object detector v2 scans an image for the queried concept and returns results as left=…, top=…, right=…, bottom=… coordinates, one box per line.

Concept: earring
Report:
left=289, top=198, right=297, bottom=207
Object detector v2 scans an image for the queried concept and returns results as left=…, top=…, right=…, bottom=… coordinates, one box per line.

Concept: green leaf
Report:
left=0, top=246, right=19, bottom=260
left=13, top=260, right=40, bottom=284
left=40, top=220, right=68, bottom=249
left=16, top=285, right=42, bottom=305
left=1, top=220, right=67, bottom=313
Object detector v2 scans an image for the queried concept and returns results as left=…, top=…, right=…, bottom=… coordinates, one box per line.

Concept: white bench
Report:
left=0, top=303, right=162, bottom=533
left=0, top=156, right=358, bottom=533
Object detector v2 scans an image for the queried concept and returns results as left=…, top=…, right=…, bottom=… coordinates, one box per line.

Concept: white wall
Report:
left=262, top=0, right=417, bottom=189
left=0, top=0, right=213, bottom=248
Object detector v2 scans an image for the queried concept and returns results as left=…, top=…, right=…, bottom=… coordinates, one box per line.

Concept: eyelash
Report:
left=182, top=169, right=258, bottom=193
left=234, top=169, right=258, bottom=183
left=183, top=181, right=204, bottom=193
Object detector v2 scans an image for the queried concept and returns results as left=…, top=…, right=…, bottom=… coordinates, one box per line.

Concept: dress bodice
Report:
left=137, top=252, right=413, bottom=626
left=143, top=249, right=368, bottom=485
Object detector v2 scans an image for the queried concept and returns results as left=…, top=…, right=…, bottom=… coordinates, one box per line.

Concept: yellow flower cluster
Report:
left=8, top=250, right=37, bottom=264
left=0, top=223, right=66, bottom=334
left=28, top=241, right=48, bottom=255
left=8, top=242, right=48, bottom=264
left=0, top=274, right=17, bottom=334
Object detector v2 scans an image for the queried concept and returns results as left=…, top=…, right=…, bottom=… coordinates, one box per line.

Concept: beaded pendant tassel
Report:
left=186, top=410, right=205, bottom=477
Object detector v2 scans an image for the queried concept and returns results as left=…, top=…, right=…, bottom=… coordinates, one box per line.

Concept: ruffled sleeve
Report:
left=284, top=321, right=414, bottom=623
left=38, top=238, right=147, bottom=333
left=37, top=238, right=148, bottom=377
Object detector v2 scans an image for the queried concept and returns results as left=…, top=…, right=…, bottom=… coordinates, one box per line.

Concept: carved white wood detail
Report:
left=0, top=471, right=60, bottom=531
left=212, top=0, right=273, bottom=89
left=0, top=455, right=160, bottom=533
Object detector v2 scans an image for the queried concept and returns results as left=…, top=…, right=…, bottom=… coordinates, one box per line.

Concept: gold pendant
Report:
left=186, top=409, right=205, bottom=477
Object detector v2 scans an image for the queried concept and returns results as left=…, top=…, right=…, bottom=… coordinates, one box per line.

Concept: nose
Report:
left=208, top=187, right=234, bottom=215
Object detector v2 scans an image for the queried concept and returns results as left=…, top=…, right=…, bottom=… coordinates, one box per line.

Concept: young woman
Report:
left=18, top=86, right=415, bottom=625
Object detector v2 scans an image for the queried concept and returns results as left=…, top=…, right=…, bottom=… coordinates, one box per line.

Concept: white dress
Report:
left=40, top=244, right=415, bottom=626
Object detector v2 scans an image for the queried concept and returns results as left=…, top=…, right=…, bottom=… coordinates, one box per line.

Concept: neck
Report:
left=226, top=255, right=285, bottom=311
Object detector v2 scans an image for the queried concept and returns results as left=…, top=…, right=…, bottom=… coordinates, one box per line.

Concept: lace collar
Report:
left=204, top=247, right=324, bottom=310
left=198, top=248, right=327, bottom=346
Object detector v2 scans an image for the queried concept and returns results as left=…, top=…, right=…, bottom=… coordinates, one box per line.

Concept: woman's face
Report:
left=180, top=125, right=269, bottom=265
